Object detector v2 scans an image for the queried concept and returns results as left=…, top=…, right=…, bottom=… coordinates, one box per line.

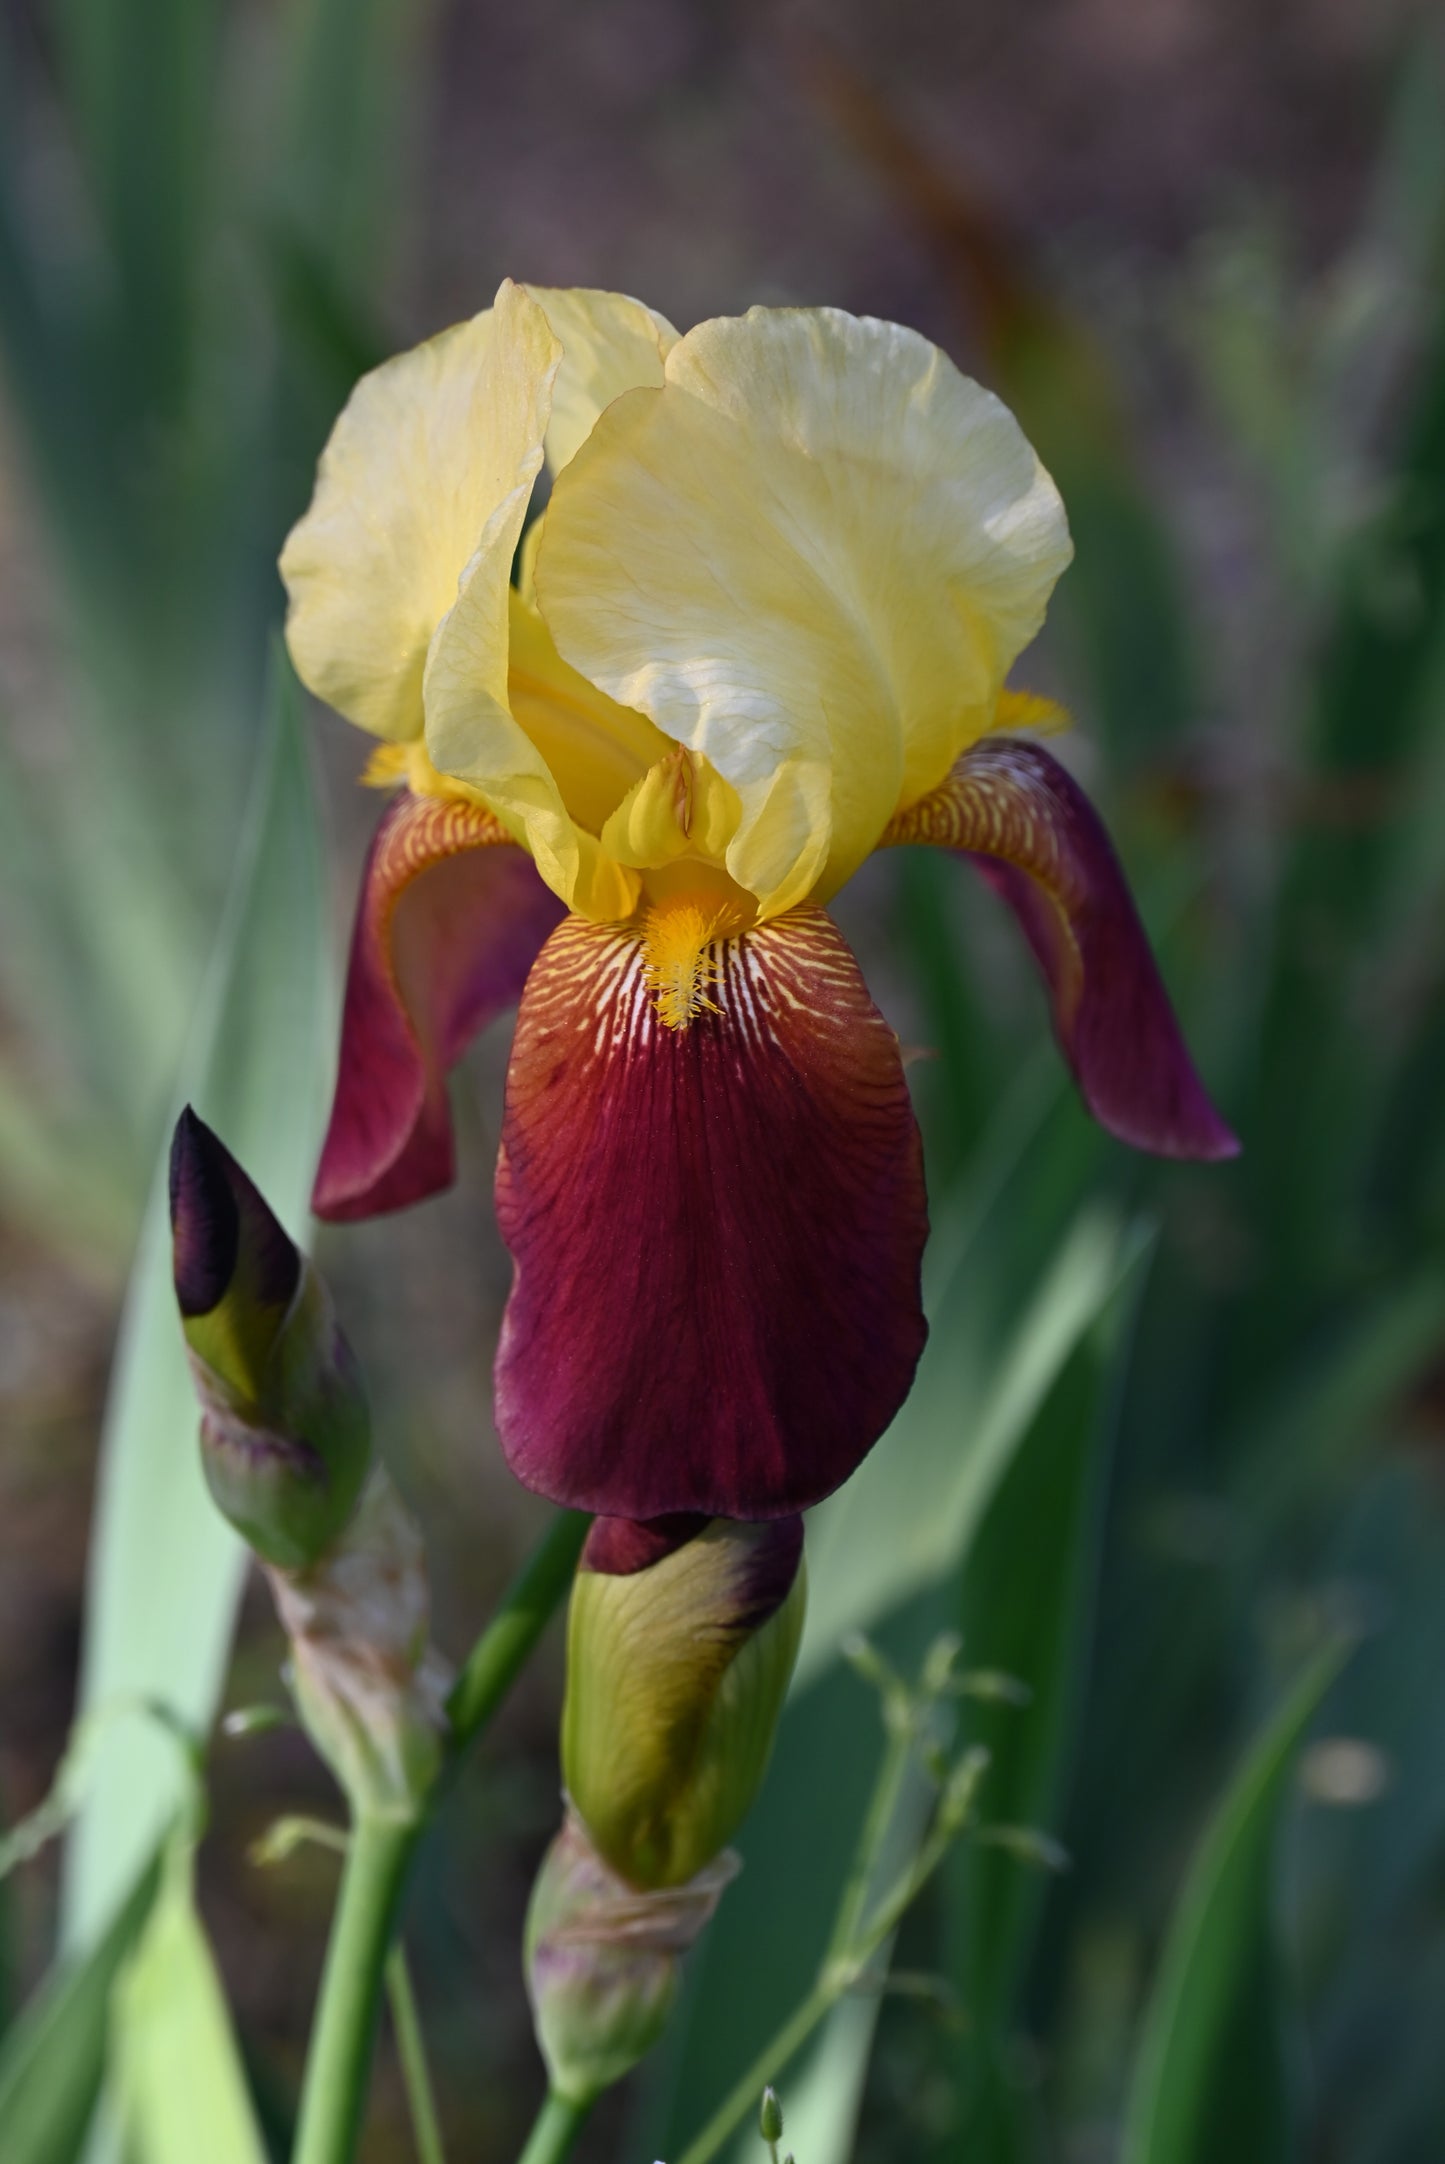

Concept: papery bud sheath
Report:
left=525, top=1812, right=735, bottom=2104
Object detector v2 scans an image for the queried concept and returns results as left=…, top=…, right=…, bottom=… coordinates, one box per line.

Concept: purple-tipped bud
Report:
left=169, top=1109, right=370, bottom=1570
left=525, top=1812, right=735, bottom=2104
left=562, top=1516, right=806, bottom=1890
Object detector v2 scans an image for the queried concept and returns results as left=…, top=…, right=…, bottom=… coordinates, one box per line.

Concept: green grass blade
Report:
left=62, top=649, right=334, bottom=1949
left=947, top=1233, right=1148, bottom=2048
left=275, top=0, right=416, bottom=295
left=113, top=1835, right=266, bottom=2164
left=0, top=1847, right=162, bottom=2162
left=53, top=0, right=222, bottom=425
left=1119, top=1642, right=1350, bottom=2164
left=800, top=1204, right=1151, bottom=1683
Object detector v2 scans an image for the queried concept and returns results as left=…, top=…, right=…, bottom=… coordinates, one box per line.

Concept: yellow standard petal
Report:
left=425, top=289, right=686, bottom=921
left=280, top=278, right=560, bottom=744
left=535, top=305, right=1074, bottom=917
left=526, top=285, right=678, bottom=475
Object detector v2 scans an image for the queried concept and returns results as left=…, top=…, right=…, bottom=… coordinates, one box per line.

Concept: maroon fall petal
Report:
left=883, top=737, right=1239, bottom=1160
left=494, top=908, right=930, bottom=1520
left=312, top=790, right=565, bottom=1221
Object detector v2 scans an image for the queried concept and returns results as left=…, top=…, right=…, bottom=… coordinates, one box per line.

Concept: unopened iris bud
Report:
left=169, top=1107, right=371, bottom=1569
left=525, top=1812, right=735, bottom=2104
left=562, top=1515, right=806, bottom=1890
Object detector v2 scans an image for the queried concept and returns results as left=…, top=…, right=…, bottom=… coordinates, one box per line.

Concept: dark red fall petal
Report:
left=883, top=738, right=1239, bottom=1160
left=312, top=790, right=564, bottom=1221
left=494, top=908, right=929, bottom=1520
left=580, top=1515, right=712, bottom=1575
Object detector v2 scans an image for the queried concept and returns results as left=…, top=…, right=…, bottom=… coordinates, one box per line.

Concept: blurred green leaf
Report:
left=62, top=649, right=334, bottom=1951
left=944, top=1228, right=1147, bottom=2147
left=1119, top=1643, right=1349, bottom=2164
left=54, top=0, right=221, bottom=425
left=0, top=1847, right=162, bottom=2163
left=801, top=1203, right=1151, bottom=1683
left=113, top=1834, right=265, bottom=2164
left=277, top=0, right=418, bottom=293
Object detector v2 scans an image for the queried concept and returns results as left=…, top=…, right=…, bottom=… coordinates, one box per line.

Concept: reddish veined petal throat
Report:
left=313, top=790, right=564, bottom=1221
left=494, top=907, right=929, bottom=1520
left=883, top=737, right=1238, bottom=1160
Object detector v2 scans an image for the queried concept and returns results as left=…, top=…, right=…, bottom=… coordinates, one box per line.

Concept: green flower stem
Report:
left=446, top=1511, right=591, bottom=1751
left=293, top=1816, right=419, bottom=2164
left=675, top=1986, right=836, bottom=2164
left=387, top=1944, right=448, bottom=2164
left=823, top=1706, right=915, bottom=1965
left=292, top=1509, right=588, bottom=2164
left=516, top=2090, right=592, bottom=2164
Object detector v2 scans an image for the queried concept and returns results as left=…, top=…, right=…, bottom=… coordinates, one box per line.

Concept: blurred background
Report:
left=2, top=1, right=1445, bottom=2159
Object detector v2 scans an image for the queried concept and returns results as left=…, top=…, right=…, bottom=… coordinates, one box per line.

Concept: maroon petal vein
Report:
left=494, top=907, right=929, bottom=1520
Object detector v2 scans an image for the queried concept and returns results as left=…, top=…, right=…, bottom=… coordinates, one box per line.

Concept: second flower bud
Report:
left=562, top=1514, right=806, bottom=1891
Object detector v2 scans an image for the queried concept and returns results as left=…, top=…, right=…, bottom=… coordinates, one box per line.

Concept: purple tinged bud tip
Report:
left=169, top=1106, right=300, bottom=1320
left=581, top=1514, right=712, bottom=1577
left=582, top=1515, right=804, bottom=1630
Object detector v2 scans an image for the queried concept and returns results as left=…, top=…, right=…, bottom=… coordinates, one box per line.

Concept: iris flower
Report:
left=281, top=279, right=1235, bottom=1524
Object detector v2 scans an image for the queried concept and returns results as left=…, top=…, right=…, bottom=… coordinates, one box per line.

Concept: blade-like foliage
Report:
left=1119, top=1644, right=1349, bottom=2164
left=62, top=652, right=333, bottom=1949
left=0, top=1847, right=162, bottom=2164
left=112, top=1833, right=266, bottom=2164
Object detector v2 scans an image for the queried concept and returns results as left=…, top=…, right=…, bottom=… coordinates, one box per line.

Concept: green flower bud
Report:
left=525, top=1811, right=735, bottom=2104
left=169, top=1108, right=371, bottom=1568
left=562, top=1515, right=806, bottom=1890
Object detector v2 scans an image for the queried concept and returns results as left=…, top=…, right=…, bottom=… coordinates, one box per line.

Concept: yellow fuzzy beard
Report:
left=641, top=899, right=742, bottom=1029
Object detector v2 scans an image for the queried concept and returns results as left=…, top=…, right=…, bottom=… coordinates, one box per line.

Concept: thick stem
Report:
left=289, top=1511, right=586, bottom=2164
left=516, top=2090, right=592, bottom=2164
left=292, top=1817, right=418, bottom=2164
left=447, top=1512, right=590, bottom=1752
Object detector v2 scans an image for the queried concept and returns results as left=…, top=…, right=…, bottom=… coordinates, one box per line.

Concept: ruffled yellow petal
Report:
left=427, top=585, right=650, bottom=921
left=535, top=305, right=1072, bottom=917
left=507, top=590, right=672, bottom=834
left=527, top=286, right=678, bottom=475
left=421, top=288, right=686, bottom=919
left=280, top=278, right=560, bottom=744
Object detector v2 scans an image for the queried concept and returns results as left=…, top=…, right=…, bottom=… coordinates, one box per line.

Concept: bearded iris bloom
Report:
left=281, top=279, right=1236, bottom=1525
